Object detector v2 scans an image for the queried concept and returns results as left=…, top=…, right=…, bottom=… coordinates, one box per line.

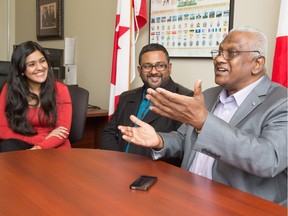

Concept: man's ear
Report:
left=252, top=56, right=265, bottom=75
left=168, top=62, right=172, bottom=75
left=137, top=65, right=141, bottom=75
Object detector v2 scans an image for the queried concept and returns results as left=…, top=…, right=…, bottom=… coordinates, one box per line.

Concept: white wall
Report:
left=5, top=0, right=282, bottom=109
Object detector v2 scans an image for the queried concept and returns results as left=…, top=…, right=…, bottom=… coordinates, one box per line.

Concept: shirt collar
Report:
left=142, top=87, right=148, bottom=101
left=217, top=76, right=264, bottom=106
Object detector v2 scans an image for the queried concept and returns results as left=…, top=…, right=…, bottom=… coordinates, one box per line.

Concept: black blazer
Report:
left=100, top=77, right=193, bottom=166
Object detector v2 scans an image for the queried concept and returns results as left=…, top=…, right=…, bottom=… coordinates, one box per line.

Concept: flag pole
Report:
left=128, top=0, right=133, bottom=90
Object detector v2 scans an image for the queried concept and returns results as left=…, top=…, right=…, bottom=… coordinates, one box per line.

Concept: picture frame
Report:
left=36, top=0, right=64, bottom=40
left=149, top=0, right=234, bottom=58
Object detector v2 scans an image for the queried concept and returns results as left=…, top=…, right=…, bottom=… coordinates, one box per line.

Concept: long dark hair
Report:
left=5, top=41, right=57, bottom=135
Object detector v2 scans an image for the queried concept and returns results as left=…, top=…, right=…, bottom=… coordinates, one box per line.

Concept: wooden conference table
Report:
left=0, top=149, right=285, bottom=216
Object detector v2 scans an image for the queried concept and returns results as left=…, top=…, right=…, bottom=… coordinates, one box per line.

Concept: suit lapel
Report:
left=204, top=86, right=222, bottom=112
left=142, top=78, right=178, bottom=123
left=204, top=76, right=271, bottom=126
left=123, top=88, right=143, bottom=126
left=143, top=109, right=159, bottom=123
left=229, top=75, right=270, bottom=126
left=229, top=92, right=262, bottom=126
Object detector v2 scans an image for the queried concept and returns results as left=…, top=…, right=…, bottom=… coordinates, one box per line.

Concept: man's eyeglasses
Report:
left=210, top=50, right=260, bottom=60
left=140, top=63, right=168, bottom=72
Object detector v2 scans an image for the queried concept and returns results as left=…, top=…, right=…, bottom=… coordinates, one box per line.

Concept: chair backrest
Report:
left=67, top=85, right=89, bottom=144
left=0, top=61, right=10, bottom=92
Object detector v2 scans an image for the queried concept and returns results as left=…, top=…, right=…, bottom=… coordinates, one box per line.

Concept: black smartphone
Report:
left=129, top=175, right=158, bottom=191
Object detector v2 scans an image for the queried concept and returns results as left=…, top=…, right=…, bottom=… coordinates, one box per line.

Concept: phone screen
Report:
left=130, top=175, right=158, bottom=191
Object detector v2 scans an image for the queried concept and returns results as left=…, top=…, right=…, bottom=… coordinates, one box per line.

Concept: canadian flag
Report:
left=108, top=0, right=147, bottom=119
left=272, top=0, right=288, bottom=87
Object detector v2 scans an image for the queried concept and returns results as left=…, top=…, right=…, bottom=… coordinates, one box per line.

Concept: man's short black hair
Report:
left=138, top=43, right=170, bottom=65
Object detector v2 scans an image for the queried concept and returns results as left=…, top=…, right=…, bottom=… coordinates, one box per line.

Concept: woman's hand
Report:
left=29, top=145, right=41, bottom=150
left=45, top=126, right=69, bottom=140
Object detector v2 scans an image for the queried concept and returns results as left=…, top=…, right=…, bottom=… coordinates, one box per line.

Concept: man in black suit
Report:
left=100, top=43, right=193, bottom=166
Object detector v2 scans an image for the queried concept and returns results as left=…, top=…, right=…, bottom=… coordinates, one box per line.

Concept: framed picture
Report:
left=36, top=0, right=64, bottom=40
left=149, top=0, right=234, bottom=58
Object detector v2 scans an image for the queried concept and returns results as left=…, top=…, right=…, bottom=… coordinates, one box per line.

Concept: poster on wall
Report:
left=149, top=0, right=234, bottom=58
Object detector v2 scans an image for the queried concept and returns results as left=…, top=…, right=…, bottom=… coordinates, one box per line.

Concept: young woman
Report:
left=0, top=41, right=72, bottom=151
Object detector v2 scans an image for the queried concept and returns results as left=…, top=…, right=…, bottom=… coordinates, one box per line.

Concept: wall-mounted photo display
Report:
left=36, top=0, right=64, bottom=40
left=149, top=0, right=234, bottom=58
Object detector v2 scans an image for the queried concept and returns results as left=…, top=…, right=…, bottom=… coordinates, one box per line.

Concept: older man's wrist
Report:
left=152, top=133, right=164, bottom=150
left=194, top=128, right=201, bottom=134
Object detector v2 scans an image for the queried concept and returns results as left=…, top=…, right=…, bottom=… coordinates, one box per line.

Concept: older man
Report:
left=118, top=27, right=287, bottom=205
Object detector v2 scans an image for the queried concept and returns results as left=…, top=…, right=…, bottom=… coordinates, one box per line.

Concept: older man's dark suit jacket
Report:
left=100, top=77, right=193, bottom=166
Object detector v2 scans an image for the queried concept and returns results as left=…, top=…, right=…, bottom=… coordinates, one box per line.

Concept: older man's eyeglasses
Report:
left=140, top=63, right=168, bottom=72
left=210, top=50, right=260, bottom=60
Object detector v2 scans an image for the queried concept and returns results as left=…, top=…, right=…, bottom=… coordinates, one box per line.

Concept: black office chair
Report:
left=67, top=85, right=89, bottom=144
left=0, top=61, right=10, bottom=92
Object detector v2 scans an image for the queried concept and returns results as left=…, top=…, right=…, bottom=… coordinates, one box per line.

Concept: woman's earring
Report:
left=21, top=73, right=24, bottom=76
